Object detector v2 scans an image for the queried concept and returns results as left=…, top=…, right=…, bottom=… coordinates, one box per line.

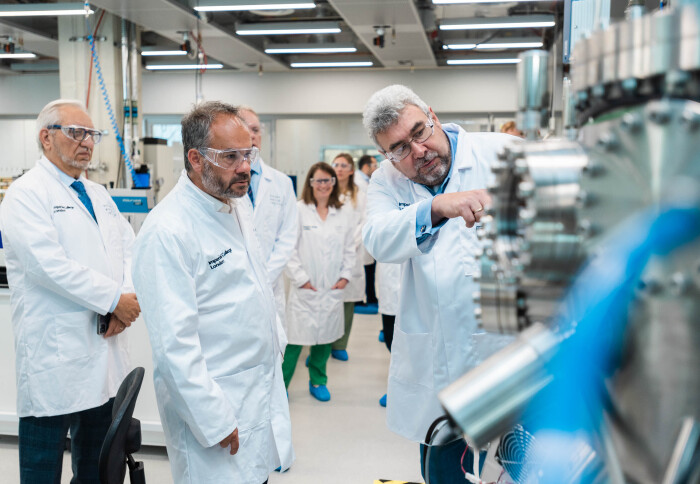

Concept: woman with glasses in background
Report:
left=283, top=162, right=355, bottom=402
left=328, top=153, right=367, bottom=363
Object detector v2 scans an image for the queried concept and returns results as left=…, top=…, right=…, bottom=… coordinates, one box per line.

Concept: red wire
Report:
left=86, top=10, right=106, bottom=108
left=461, top=442, right=470, bottom=475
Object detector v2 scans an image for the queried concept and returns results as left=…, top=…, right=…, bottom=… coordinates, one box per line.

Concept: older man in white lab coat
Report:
left=237, top=107, right=297, bottom=343
left=361, top=85, right=515, bottom=483
left=132, top=101, right=292, bottom=484
left=0, top=99, right=140, bottom=484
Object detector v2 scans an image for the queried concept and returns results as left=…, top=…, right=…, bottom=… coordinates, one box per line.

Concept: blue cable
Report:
left=84, top=2, right=137, bottom=184
left=525, top=205, right=700, bottom=483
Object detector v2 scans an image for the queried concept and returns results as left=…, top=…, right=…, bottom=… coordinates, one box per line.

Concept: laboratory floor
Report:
left=0, top=312, right=424, bottom=484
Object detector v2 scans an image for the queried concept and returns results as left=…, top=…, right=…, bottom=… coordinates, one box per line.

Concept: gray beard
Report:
left=57, top=147, right=90, bottom=171
left=201, top=160, right=249, bottom=199
left=410, top=147, right=451, bottom=186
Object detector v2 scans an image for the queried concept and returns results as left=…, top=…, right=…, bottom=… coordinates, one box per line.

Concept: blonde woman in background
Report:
left=284, top=162, right=355, bottom=401
left=329, top=153, right=367, bottom=362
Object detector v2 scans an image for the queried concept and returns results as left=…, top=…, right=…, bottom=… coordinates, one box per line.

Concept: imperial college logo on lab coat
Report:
left=208, top=248, right=232, bottom=269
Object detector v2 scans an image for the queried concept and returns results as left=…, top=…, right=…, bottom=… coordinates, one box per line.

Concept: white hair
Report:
left=362, top=85, right=430, bottom=146
left=36, top=99, right=88, bottom=152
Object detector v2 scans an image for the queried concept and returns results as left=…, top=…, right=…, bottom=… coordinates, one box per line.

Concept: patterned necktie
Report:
left=70, top=180, right=97, bottom=223
left=247, top=183, right=255, bottom=208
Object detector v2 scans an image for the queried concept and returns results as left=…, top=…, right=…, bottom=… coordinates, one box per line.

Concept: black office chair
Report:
left=99, top=367, right=146, bottom=484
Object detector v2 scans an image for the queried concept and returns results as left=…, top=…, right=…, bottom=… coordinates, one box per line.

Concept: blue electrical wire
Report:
left=84, top=1, right=137, bottom=184
left=525, top=205, right=700, bottom=483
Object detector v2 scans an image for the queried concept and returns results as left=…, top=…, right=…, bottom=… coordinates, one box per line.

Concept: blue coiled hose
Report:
left=84, top=2, right=137, bottom=183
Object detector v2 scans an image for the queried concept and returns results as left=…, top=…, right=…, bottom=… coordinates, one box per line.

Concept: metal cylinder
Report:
left=438, top=323, right=559, bottom=448
left=517, top=50, right=550, bottom=139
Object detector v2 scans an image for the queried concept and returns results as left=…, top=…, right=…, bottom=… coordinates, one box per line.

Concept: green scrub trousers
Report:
left=332, top=302, right=355, bottom=351
left=282, top=343, right=332, bottom=387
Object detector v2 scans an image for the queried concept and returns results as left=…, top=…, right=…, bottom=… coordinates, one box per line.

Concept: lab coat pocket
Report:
left=390, top=327, right=433, bottom=389
left=55, top=310, right=96, bottom=362
left=459, top=227, right=480, bottom=276
left=214, top=364, right=270, bottom=433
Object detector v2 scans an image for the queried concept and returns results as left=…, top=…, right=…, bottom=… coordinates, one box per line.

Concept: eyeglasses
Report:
left=47, top=124, right=103, bottom=144
left=332, top=162, right=352, bottom=170
left=310, top=177, right=336, bottom=186
left=384, top=118, right=435, bottom=163
left=198, top=146, right=259, bottom=170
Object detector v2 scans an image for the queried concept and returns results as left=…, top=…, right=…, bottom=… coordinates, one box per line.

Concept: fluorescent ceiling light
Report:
left=194, top=0, right=315, bottom=11
left=237, top=21, right=340, bottom=35
left=477, top=41, right=543, bottom=49
left=0, top=2, right=93, bottom=17
left=443, top=38, right=543, bottom=50
left=440, top=15, right=555, bottom=30
left=265, top=42, right=356, bottom=54
left=141, top=50, right=187, bottom=56
left=145, top=64, right=224, bottom=70
left=0, top=52, right=37, bottom=59
left=433, top=0, right=548, bottom=3
left=291, top=61, right=373, bottom=68
left=447, top=58, right=521, bottom=65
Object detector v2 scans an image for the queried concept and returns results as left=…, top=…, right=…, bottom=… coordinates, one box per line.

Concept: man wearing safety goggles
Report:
left=132, top=101, right=292, bottom=484
left=0, top=99, right=140, bottom=484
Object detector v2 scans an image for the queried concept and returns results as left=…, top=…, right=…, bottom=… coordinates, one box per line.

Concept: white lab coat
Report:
left=285, top=201, right=355, bottom=345
left=132, top=172, right=293, bottom=484
left=363, top=125, right=516, bottom=442
left=0, top=156, right=133, bottom=417
left=339, top=186, right=367, bottom=303
left=377, top=262, right=401, bottom=316
left=355, top=170, right=370, bottom=192
left=239, top=160, right=298, bottom=348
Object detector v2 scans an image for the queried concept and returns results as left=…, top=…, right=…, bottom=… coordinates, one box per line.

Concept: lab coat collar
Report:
left=38, top=155, right=87, bottom=187
left=177, top=170, right=240, bottom=214
left=442, top=123, right=474, bottom=172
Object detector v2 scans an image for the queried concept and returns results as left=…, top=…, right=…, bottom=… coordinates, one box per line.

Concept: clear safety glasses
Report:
left=332, top=162, right=353, bottom=170
left=310, top=177, right=336, bottom=187
left=384, top=118, right=435, bottom=163
left=198, top=146, right=260, bottom=170
left=47, top=124, right=104, bottom=144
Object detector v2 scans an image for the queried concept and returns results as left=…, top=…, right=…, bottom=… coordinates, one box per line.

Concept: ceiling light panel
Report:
left=0, top=2, right=93, bottom=17
left=141, top=50, right=188, bottom=56
left=446, top=58, right=521, bottom=65
left=194, top=0, right=316, bottom=11
left=145, top=63, right=224, bottom=70
left=265, top=43, right=356, bottom=54
left=290, top=61, right=373, bottom=68
left=236, top=21, right=341, bottom=36
left=440, top=15, right=555, bottom=30
left=433, top=0, right=548, bottom=3
left=0, top=52, right=38, bottom=59
left=443, top=37, right=543, bottom=50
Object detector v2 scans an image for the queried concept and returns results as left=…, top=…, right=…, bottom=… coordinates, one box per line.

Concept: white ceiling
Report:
left=0, top=0, right=561, bottom=73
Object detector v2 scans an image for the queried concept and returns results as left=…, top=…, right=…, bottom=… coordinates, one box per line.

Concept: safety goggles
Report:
left=384, top=118, right=434, bottom=163
left=310, top=177, right=336, bottom=187
left=332, top=162, right=353, bottom=170
left=198, top=146, right=259, bottom=170
left=47, top=124, right=104, bottom=144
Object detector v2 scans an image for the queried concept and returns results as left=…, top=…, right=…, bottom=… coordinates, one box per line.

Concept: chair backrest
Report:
left=98, top=367, right=145, bottom=484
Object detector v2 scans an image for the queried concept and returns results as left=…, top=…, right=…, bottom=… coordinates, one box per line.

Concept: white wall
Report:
left=0, top=68, right=518, bottom=178
left=0, top=74, right=59, bottom=116
left=141, top=67, right=518, bottom=115
left=0, top=120, right=40, bottom=177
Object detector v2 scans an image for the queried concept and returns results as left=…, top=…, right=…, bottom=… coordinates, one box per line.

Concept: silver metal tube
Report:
left=517, top=50, right=550, bottom=140
left=438, top=323, right=559, bottom=448
left=662, top=419, right=700, bottom=484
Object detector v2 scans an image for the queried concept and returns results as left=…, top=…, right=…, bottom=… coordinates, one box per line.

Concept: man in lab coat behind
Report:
left=361, top=85, right=516, bottom=483
left=0, top=99, right=140, bottom=483
left=132, top=101, right=293, bottom=484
